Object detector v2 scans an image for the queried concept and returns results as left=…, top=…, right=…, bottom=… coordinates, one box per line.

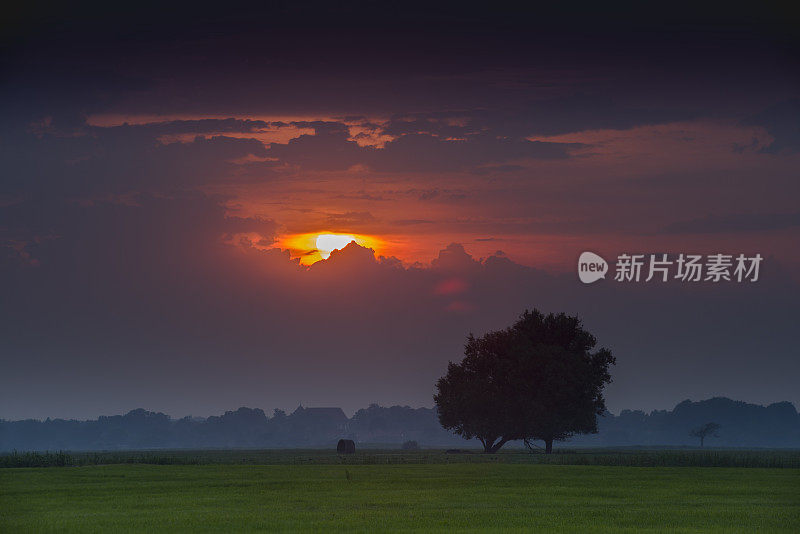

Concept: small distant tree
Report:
left=435, top=309, right=615, bottom=453
left=689, top=422, right=720, bottom=447
left=401, top=440, right=420, bottom=450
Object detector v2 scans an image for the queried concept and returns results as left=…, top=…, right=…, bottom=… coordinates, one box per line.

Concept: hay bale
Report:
left=337, top=439, right=355, bottom=454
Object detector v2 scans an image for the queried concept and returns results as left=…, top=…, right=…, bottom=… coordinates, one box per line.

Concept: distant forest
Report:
left=2, top=398, right=799, bottom=452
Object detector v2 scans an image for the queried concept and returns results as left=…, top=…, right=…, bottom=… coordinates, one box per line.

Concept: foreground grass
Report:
left=1, top=464, right=798, bottom=532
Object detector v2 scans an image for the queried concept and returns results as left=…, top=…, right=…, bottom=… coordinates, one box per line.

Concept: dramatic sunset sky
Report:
left=2, top=3, right=799, bottom=419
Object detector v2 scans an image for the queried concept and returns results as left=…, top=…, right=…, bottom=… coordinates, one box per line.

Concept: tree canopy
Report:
left=434, top=309, right=615, bottom=453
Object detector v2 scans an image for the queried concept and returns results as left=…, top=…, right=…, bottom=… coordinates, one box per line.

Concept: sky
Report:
left=2, top=3, right=799, bottom=420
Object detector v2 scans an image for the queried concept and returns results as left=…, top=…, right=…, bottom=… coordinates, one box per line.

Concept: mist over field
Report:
left=3, top=397, right=799, bottom=452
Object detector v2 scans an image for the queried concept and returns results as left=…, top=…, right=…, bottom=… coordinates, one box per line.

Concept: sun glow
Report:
left=316, top=234, right=356, bottom=259
left=274, top=232, right=385, bottom=265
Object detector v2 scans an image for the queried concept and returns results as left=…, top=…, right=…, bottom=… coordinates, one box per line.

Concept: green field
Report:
left=2, top=462, right=798, bottom=532
left=4, top=448, right=800, bottom=468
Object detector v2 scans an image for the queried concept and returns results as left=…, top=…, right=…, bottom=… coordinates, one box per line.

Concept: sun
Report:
left=272, top=231, right=385, bottom=265
left=315, top=234, right=356, bottom=259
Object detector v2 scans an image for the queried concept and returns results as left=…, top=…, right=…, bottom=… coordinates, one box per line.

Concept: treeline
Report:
left=584, top=397, right=800, bottom=448
left=2, top=397, right=799, bottom=451
left=0, top=404, right=462, bottom=451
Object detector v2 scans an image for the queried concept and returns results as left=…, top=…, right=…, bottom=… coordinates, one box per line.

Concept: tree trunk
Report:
left=483, top=437, right=509, bottom=453
left=545, top=439, right=553, bottom=454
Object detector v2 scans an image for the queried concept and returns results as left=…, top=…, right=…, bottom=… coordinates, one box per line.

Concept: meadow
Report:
left=2, top=447, right=800, bottom=468
left=1, top=450, right=798, bottom=532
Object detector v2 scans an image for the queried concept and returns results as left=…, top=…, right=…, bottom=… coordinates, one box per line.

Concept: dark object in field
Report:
left=445, top=449, right=469, bottom=454
left=337, top=439, right=356, bottom=454
left=402, top=440, right=420, bottom=450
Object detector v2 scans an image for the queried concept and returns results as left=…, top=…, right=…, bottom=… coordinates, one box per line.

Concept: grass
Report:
left=2, top=448, right=800, bottom=468
left=1, top=463, right=798, bottom=532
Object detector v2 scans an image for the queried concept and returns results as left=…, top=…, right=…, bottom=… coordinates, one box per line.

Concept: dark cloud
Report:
left=662, top=212, right=800, bottom=234
left=372, top=133, right=575, bottom=172
left=394, top=94, right=700, bottom=140
left=1, top=127, right=273, bottom=196
left=266, top=126, right=365, bottom=171
left=481, top=94, right=700, bottom=137
left=266, top=122, right=576, bottom=172
left=99, top=119, right=283, bottom=136
left=381, top=117, right=471, bottom=138
left=0, top=193, right=278, bottom=271
left=742, top=99, right=800, bottom=154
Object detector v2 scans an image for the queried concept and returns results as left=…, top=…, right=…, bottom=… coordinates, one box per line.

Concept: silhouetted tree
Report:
left=689, top=422, right=720, bottom=447
left=434, top=310, right=615, bottom=453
